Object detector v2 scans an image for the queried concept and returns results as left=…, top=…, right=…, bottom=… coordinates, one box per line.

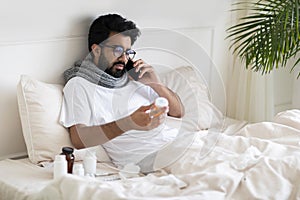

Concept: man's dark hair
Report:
left=88, top=14, right=141, bottom=51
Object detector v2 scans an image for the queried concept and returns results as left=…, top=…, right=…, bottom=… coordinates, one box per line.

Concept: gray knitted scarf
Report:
left=63, top=54, right=129, bottom=88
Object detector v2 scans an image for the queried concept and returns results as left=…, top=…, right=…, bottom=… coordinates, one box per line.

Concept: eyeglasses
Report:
left=100, top=44, right=136, bottom=59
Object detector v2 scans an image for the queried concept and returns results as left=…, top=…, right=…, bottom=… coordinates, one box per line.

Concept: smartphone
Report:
left=126, top=59, right=140, bottom=81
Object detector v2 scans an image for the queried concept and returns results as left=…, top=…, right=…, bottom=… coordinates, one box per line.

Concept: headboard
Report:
left=133, top=28, right=226, bottom=112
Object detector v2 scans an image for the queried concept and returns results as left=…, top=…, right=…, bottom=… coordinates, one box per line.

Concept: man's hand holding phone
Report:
left=126, top=59, right=161, bottom=85
left=126, top=59, right=140, bottom=81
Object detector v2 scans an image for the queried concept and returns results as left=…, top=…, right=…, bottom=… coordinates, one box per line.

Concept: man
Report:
left=60, top=14, right=184, bottom=169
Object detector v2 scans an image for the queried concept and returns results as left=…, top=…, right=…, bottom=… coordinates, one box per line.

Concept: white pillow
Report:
left=159, top=66, right=223, bottom=131
left=273, top=109, right=300, bottom=130
left=17, top=75, right=110, bottom=164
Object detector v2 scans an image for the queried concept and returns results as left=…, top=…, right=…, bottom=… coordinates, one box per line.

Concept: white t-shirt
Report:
left=60, top=77, right=177, bottom=167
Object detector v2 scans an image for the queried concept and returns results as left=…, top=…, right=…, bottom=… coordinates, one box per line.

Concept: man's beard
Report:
left=98, top=53, right=126, bottom=78
left=104, top=63, right=126, bottom=78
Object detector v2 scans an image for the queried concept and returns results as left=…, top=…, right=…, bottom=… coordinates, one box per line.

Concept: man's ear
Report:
left=91, top=44, right=101, bottom=58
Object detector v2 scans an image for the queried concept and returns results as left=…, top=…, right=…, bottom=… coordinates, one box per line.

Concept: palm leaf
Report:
left=227, top=0, right=300, bottom=77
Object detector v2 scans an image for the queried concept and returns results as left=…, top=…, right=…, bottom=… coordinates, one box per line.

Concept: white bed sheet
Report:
left=0, top=158, right=52, bottom=200
left=0, top=158, right=123, bottom=200
left=0, top=116, right=247, bottom=200
left=11, top=114, right=300, bottom=200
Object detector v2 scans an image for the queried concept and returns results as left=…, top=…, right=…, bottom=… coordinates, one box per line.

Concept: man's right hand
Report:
left=125, top=104, right=167, bottom=131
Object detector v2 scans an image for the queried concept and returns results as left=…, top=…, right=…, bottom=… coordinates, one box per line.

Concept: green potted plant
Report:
left=227, top=0, right=300, bottom=78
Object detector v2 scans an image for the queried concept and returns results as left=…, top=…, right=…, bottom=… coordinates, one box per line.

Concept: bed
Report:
left=1, top=62, right=300, bottom=199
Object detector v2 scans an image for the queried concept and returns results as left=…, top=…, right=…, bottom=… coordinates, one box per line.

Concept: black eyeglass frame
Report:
left=99, top=44, right=136, bottom=60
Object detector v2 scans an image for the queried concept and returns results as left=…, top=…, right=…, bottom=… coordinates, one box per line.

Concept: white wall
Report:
left=273, top=59, right=300, bottom=114
left=0, top=0, right=232, bottom=159
left=274, top=68, right=294, bottom=114
left=293, top=71, right=300, bottom=108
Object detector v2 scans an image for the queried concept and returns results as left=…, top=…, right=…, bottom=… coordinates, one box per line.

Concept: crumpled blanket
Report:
left=29, top=109, right=300, bottom=200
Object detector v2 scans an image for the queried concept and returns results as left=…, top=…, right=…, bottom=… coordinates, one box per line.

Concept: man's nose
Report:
left=118, top=53, right=128, bottom=63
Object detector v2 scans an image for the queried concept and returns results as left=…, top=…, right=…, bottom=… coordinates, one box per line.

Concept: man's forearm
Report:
left=69, top=117, right=131, bottom=149
left=148, top=83, right=184, bottom=118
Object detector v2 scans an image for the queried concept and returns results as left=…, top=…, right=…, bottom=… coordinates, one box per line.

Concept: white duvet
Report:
left=27, top=110, right=300, bottom=199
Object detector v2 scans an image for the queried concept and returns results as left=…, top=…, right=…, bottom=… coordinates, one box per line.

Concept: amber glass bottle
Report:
left=60, top=147, right=75, bottom=173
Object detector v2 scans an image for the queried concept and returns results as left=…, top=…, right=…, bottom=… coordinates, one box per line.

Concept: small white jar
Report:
left=73, top=163, right=85, bottom=176
left=83, top=151, right=97, bottom=176
left=53, top=155, right=67, bottom=180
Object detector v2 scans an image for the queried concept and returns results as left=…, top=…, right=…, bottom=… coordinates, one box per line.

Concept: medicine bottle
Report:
left=53, top=155, right=67, bottom=180
left=83, top=151, right=97, bottom=177
left=73, top=163, right=85, bottom=177
left=60, top=147, right=75, bottom=174
left=149, top=97, right=169, bottom=118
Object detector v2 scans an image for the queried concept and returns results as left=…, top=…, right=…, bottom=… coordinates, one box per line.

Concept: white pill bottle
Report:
left=53, top=155, right=67, bottom=180
left=149, top=97, right=169, bottom=118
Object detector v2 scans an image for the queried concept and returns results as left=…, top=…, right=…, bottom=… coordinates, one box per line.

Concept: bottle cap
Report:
left=155, top=97, right=168, bottom=108
left=62, top=147, right=74, bottom=154
left=85, top=150, right=96, bottom=158
left=55, top=154, right=66, bottom=161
